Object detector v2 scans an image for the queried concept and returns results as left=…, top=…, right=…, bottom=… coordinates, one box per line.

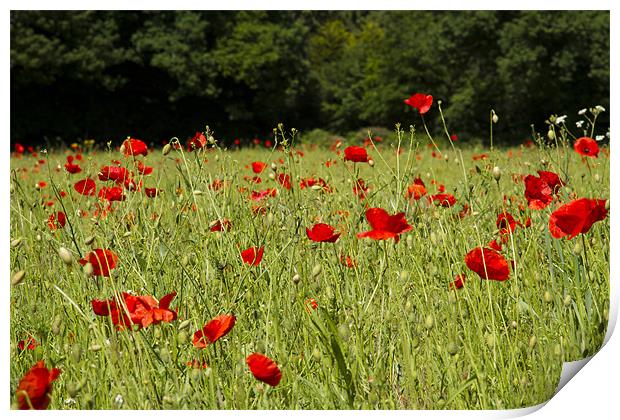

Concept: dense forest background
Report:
left=10, top=10, right=610, bottom=146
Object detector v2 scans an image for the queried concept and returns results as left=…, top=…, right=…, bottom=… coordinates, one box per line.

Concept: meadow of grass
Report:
left=9, top=113, right=609, bottom=409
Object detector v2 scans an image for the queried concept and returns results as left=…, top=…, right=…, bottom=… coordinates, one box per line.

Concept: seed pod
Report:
left=563, top=295, right=572, bottom=307
left=83, top=262, right=94, bottom=277
left=84, top=235, right=95, bottom=246
left=529, top=335, right=537, bottom=349
left=544, top=291, right=553, bottom=303
left=447, top=341, right=459, bottom=356
left=312, top=347, right=321, bottom=361
left=492, top=113, right=499, bottom=124
left=36, top=234, right=42, bottom=241
left=177, top=331, right=188, bottom=344
left=311, top=264, right=322, bottom=277
left=70, top=344, right=82, bottom=364
left=492, top=166, right=501, bottom=181
left=11, top=238, right=22, bottom=248
left=368, top=159, right=375, bottom=167
left=292, top=273, right=300, bottom=284
left=11, top=270, right=26, bottom=286
left=424, top=314, right=434, bottom=329
left=58, top=247, right=73, bottom=265
left=162, top=144, right=172, bottom=156
left=178, top=319, right=191, bottom=330
left=547, top=129, right=555, bottom=140
left=605, top=199, right=610, bottom=211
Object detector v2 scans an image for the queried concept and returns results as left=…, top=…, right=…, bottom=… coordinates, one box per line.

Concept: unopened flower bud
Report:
left=85, top=235, right=95, bottom=245
left=11, top=270, right=26, bottom=286
left=83, top=262, right=94, bottom=276
left=492, top=113, right=498, bottom=124
left=424, top=314, right=434, bottom=329
left=271, top=162, right=277, bottom=171
left=547, top=129, right=555, bottom=140
left=292, top=273, right=300, bottom=284
left=58, top=247, right=73, bottom=265
left=11, top=238, right=22, bottom=248
left=311, top=264, right=322, bottom=277
left=368, top=159, right=375, bottom=167
left=492, top=166, right=502, bottom=181
left=162, top=144, right=172, bottom=156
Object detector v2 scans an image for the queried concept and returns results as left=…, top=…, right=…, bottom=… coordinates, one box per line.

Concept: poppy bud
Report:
left=529, top=335, right=537, bottom=349
left=36, top=234, right=42, bottom=241
left=572, top=242, right=583, bottom=256
left=594, top=173, right=600, bottom=183
left=511, top=320, right=518, bottom=329
left=177, top=331, right=188, bottom=344
left=311, top=264, right=322, bottom=277
left=547, top=130, right=555, bottom=140
left=268, top=172, right=276, bottom=180
left=424, top=314, right=434, bottom=329
left=119, top=142, right=126, bottom=155
left=430, top=232, right=438, bottom=245
left=544, top=291, right=552, bottom=303
left=178, top=319, right=191, bottom=330
left=312, top=347, right=321, bottom=361
left=292, top=274, right=300, bottom=284
left=605, top=199, right=610, bottom=211
left=406, top=235, right=413, bottom=248
left=85, top=235, right=95, bottom=245
left=485, top=333, right=495, bottom=348
left=368, top=159, right=375, bottom=167
left=447, top=342, right=459, bottom=356
left=443, top=154, right=449, bottom=161
left=11, top=237, right=22, bottom=248
left=271, top=162, right=277, bottom=171
left=563, top=294, right=572, bottom=307
left=492, top=112, right=498, bottom=124
left=58, top=247, right=73, bottom=265
left=399, top=271, right=409, bottom=282
left=162, top=144, right=172, bottom=156
left=90, top=344, right=102, bottom=352
left=11, top=270, right=25, bottom=286
left=492, top=166, right=501, bottom=181
left=604, top=308, right=609, bottom=321
left=338, top=324, right=351, bottom=341
left=83, top=262, right=94, bottom=276
left=70, top=344, right=82, bottom=364
left=52, top=314, right=63, bottom=335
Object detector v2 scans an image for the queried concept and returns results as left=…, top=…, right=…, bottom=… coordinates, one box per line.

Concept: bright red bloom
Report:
left=306, top=223, right=340, bottom=243
left=344, top=146, right=370, bottom=163
left=188, top=132, right=207, bottom=150
left=404, top=93, right=433, bottom=115
left=246, top=353, right=282, bottom=386
left=92, top=291, right=177, bottom=329
left=250, top=188, right=277, bottom=202
left=524, top=170, right=563, bottom=210
left=549, top=198, right=608, bottom=239
left=464, top=247, right=510, bottom=281
left=496, top=212, right=521, bottom=235
left=98, top=166, right=129, bottom=182
left=357, top=208, right=412, bottom=242
left=98, top=186, right=126, bottom=202
left=17, top=337, right=38, bottom=351
left=537, top=170, right=564, bottom=193
left=574, top=137, right=599, bottom=157
left=135, top=160, right=153, bottom=175
left=277, top=173, right=292, bottom=190
left=406, top=177, right=427, bottom=200
left=192, top=314, right=236, bottom=348
left=252, top=161, right=267, bottom=174
left=241, top=246, right=264, bottom=266
left=122, top=138, right=148, bottom=157
left=427, top=194, right=457, bottom=207
left=47, top=211, right=66, bottom=231
left=15, top=143, right=25, bottom=154
left=210, top=219, right=232, bottom=232
left=449, top=274, right=466, bottom=290
left=15, top=361, right=61, bottom=410
left=64, top=157, right=81, bottom=174
left=78, top=248, right=118, bottom=277
left=74, top=178, right=97, bottom=196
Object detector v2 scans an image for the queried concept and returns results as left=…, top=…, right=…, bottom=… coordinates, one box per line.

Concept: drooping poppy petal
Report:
left=74, top=178, right=97, bottom=196
left=15, top=361, right=61, bottom=410
left=241, top=246, right=264, bottom=266
left=306, top=223, right=340, bottom=243
left=192, top=314, right=236, bottom=348
left=47, top=211, right=66, bottom=231
left=465, top=247, right=510, bottom=281
left=78, top=249, right=118, bottom=277
left=449, top=274, right=466, bottom=290
left=549, top=198, right=608, bottom=239
left=246, top=353, right=282, bottom=386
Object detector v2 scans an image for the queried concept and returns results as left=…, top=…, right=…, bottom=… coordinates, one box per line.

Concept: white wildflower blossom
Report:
left=595, top=135, right=605, bottom=141
left=555, top=115, right=567, bottom=124
left=578, top=108, right=587, bottom=115
left=594, top=105, right=606, bottom=113
left=576, top=120, right=584, bottom=128
left=64, top=398, right=76, bottom=406
left=114, top=394, right=124, bottom=407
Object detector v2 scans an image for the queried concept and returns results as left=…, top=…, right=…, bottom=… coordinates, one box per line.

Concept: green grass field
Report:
left=10, top=120, right=609, bottom=409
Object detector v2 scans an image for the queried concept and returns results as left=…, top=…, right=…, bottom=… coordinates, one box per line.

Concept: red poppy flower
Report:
left=574, top=137, right=599, bottom=157
left=449, top=274, right=466, bottom=290
left=299, top=177, right=333, bottom=193
left=464, top=247, right=510, bottom=281
left=17, top=337, right=38, bottom=351
left=188, top=132, right=207, bottom=150
left=250, top=188, right=277, bottom=202
left=246, top=353, right=282, bottom=386
left=353, top=178, right=369, bottom=200
left=405, top=177, right=427, bottom=200
left=15, top=143, right=25, bottom=154
left=98, top=166, right=129, bottom=182
left=252, top=161, right=267, bottom=174
left=404, top=93, right=433, bottom=115
left=192, top=314, right=236, bottom=348
left=487, top=238, right=503, bottom=251
left=427, top=194, right=457, bottom=207
left=98, top=186, right=126, bottom=202
left=357, top=207, right=412, bottom=242
left=64, top=158, right=81, bottom=174
left=74, top=178, right=97, bottom=196
left=344, top=146, right=370, bottom=163
left=306, top=223, right=340, bottom=243
left=135, top=160, right=153, bottom=175
left=92, top=291, right=177, bottom=329
left=122, top=138, right=148, bottom=157
left=496, top=212, right=521, bottom=235
left=209, top=219, right=232, bottom=232
left=524, top=175, right=553, bottom=210
left=144, top=187, right=159, bottom=198
left=79, top=248, right=118, bottom=277
left=15, top=361, right=61, bottom=410
left=549, top=198, right=608, bottom=239
left=340, top=254, right=356, bottom=268
left=537, top=171, right=564, bottom=193
left=241, top=246, right=264, bottom=266
left=277, top=173, right=292, bottom=190
left=47, top=211, right=66, bottom=231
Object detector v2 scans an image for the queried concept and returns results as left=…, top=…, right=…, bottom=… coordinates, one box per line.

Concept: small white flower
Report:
left=595, top=135, right=605, bottom=141
left=595, top=105, right=606, bottom=113
left=64, top=398, right=76, bottom=406
left=555, top=115, right=567, bottom=124
left=114, top=394, right=124, bottom=406
left=606, top=131, right=610, bottom=139
left=578, top=108, right=587, bottom=115
left=576, top=120, right=584, bottom=128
